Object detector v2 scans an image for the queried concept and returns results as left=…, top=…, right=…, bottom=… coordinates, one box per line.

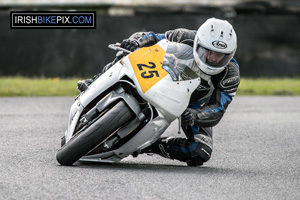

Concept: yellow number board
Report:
left=128, top=44, right=168, bottom=93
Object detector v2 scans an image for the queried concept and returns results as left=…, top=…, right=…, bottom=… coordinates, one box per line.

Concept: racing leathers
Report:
left=125, top=29, right=240, bottom=166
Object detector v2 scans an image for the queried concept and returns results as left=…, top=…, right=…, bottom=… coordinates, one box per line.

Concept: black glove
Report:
left=181, top=108, right=198, bottom=126
left=120, top=39, right=140, bottom=52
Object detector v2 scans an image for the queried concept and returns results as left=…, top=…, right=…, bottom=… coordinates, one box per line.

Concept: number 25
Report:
left=137, top=62, right=159, bottom=79
left=141, top=71, right=159, bottom=78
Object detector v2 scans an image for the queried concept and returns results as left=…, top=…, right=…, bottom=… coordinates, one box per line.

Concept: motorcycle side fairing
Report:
left=65, top=61, right=127, bottom=143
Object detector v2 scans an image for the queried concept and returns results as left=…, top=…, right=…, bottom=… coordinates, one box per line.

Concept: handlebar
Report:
left=108, top=43, right=132, bottom=54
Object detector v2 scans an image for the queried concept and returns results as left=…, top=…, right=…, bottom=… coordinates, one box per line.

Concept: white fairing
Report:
left=122, top=42, right=200, bottom=121
left=65, top=100, right=83, bottom=142
left=142, top=75, right=199, bottom=120
left=80, top=62, right=129, bottom=107
left=65, top=61, right=133, bottom=143
left=64, top=40, right=200, bottom=163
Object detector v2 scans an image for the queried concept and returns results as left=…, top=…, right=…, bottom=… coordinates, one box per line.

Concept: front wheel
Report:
left=56, top=101, right=133, bottom=166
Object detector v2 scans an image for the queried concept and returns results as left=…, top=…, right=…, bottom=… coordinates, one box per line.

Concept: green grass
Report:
left=238, top=78, right=300, bottom=96
left=0, top=77, right=80, bottom=97
left=0, top=76, right=299, bottom=97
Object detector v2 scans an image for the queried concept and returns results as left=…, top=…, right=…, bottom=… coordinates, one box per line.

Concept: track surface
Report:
left=1, top=97, right=299, bottom=200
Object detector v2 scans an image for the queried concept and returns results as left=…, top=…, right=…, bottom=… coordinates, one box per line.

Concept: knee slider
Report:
left=187, top=155, right=205, bottom=166
left=186, top=140, right=213, bottom=166
left=197, top=145, right=212, bottom=162
left=194, top=134, right=213, bottom=162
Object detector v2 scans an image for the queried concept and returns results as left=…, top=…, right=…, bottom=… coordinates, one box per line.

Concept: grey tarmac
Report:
left=0, top=96, right=299, bottom=200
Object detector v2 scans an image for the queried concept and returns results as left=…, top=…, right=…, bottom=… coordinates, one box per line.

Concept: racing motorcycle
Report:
left=56, top=39, right=200, bottom=166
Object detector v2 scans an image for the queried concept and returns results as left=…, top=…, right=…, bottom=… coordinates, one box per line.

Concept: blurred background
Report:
left=0, top=0, right=299, bottom=78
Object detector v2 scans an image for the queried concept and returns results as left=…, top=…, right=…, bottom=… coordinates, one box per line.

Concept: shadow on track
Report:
left=58, top=160, right=263, bottom=177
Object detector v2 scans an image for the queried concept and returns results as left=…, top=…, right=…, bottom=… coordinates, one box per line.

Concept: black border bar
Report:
left=11, top=11, right=96, bottom=29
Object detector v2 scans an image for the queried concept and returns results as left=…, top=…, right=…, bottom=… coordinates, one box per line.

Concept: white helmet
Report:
left=193, top=18, right=237, bottom=75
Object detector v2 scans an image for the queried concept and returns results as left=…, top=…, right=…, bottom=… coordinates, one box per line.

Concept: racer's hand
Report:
left=181, top=108, right=197, bottom=126
left=120, top=39, right=140, bottom=52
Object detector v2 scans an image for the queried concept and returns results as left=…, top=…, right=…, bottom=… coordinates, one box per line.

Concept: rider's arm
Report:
left=125, top=31, right=162, bottom=48
left=164, top=28, right=196, bottom=47
left=127, top=28, right=196, bottom=48
left=193, top=60, right=240, bottom=127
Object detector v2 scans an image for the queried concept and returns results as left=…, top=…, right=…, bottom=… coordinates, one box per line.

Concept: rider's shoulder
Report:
left=215, top=58, right=240, bottom=93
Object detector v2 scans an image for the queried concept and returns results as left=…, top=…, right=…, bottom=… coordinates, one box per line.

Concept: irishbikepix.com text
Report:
left=11, top=11, right=96, bottom=29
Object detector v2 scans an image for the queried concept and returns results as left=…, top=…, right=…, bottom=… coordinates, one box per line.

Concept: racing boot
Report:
left=141, top=137, right=175, bottom=159
left=140, top=135, right=211, bottom=167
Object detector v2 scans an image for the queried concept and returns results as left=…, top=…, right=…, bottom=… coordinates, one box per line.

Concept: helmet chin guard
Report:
left=193, top=18, right=237, bottom=75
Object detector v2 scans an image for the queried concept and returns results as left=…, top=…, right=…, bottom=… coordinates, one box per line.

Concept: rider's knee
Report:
left=186, top=144, right=212, bottom=166
left=194, top=133, right=213, bottom=162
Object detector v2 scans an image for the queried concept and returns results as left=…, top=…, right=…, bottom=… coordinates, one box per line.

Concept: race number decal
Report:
left=129, top=44, right=168, bottom=93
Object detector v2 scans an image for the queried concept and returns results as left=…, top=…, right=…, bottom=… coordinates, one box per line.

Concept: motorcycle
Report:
left=56, top=39, right=200, bottom=166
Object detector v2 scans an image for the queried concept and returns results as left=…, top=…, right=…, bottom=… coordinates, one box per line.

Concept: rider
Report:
left=78, top=18, right=240, bottom=166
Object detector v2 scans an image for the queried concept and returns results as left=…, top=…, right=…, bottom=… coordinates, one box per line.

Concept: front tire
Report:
left=56, top=101, right=133, bottom=166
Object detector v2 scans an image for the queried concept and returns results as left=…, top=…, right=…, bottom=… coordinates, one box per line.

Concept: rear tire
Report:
left=56, top=101, right=133, bottom=166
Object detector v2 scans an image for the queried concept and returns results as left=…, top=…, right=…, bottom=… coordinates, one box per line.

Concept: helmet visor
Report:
left=196, top=44, right=233, bottom=68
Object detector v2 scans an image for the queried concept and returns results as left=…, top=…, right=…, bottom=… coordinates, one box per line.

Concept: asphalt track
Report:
left=0, top=96, right=299, bottom=200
